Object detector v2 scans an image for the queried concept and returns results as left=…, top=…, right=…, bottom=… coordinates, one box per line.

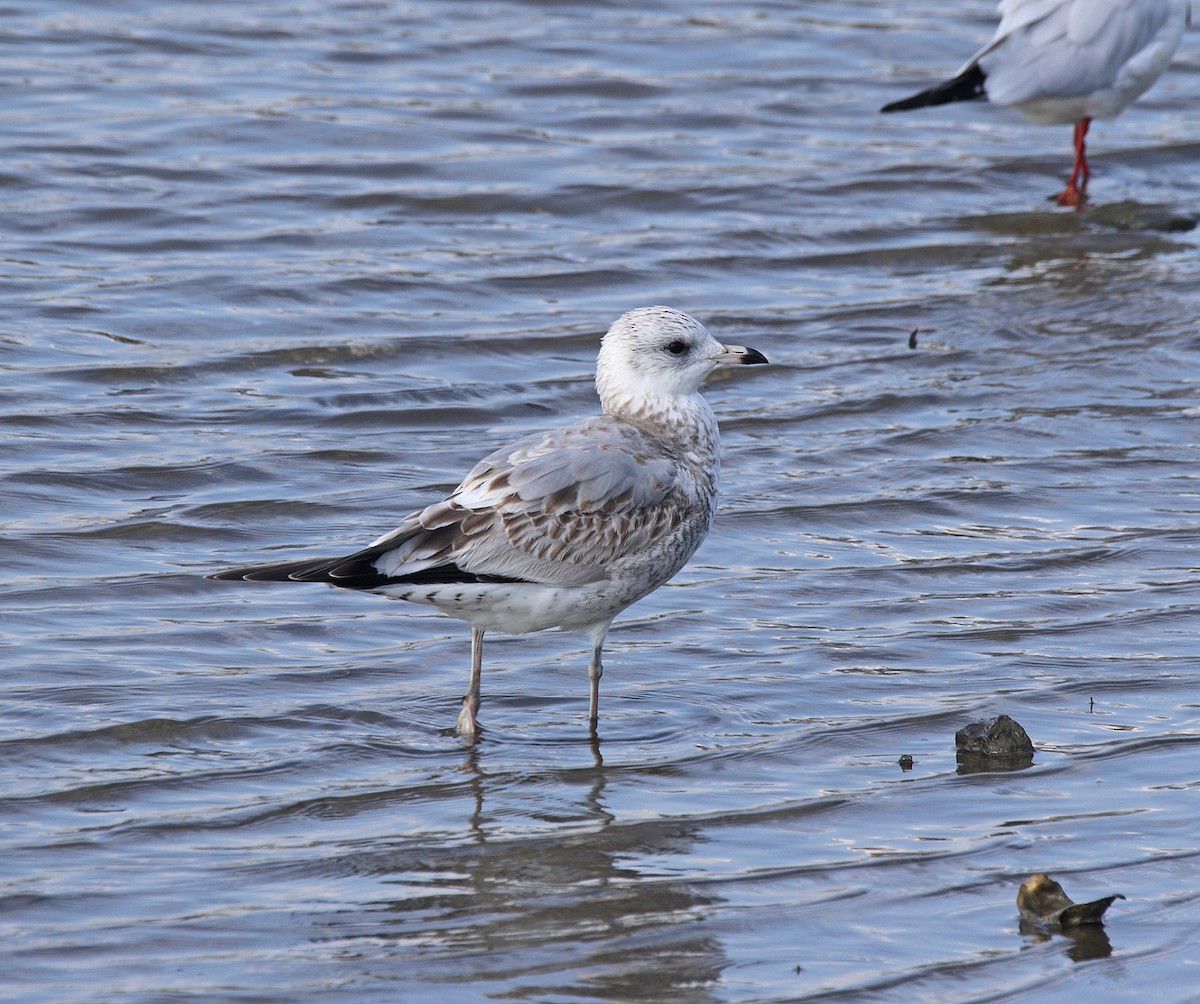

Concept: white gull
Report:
left=210, top=306, right=768, bottom=737
left=881, top=0, right=1190, bottom=206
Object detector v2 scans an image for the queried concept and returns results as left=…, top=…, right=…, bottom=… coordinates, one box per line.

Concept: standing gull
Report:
left=210, top=307, right=768, bottom=736
left=881, top=0, right=1190, bottom=206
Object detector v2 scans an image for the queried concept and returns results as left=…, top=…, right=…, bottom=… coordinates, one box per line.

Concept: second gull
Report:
left=881, top=0, right=1190, bottom=206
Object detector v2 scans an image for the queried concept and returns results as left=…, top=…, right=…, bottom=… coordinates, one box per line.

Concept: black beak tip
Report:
left=741, top=347, right=769, bottom=365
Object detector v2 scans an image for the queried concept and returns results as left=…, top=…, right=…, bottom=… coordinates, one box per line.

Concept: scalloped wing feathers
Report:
left=365, top=416, right=697, bottom=587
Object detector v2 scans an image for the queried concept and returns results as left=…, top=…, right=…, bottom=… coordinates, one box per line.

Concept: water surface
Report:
left=4, top=1, right=1200, bottom=1001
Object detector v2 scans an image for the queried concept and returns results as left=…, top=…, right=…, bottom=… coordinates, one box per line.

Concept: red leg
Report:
left=1076, top=117, right=1091, bottom=191
left=1056, top=116, right=1091, bottom=208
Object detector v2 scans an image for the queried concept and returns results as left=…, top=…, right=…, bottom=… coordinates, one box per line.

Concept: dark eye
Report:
left=665, top=340, right=689, bottom=356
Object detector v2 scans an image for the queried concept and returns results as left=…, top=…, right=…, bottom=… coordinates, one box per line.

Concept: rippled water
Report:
left=5, top=1, right=1200, bottom=1000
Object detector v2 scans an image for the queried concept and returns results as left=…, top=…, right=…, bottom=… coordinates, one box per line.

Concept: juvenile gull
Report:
left=881, top=0, right=1189, bottom=206
left=210, top=306, right=768, bottom=736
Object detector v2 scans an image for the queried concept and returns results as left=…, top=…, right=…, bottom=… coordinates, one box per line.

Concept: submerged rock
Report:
left=1083, top=201, right=1197, bottom=233
left=1017, top=873, right=1124, bottom=928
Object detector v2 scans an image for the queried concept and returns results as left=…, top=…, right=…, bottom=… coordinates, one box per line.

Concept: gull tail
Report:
left=881, top=63, right=987, bottom=113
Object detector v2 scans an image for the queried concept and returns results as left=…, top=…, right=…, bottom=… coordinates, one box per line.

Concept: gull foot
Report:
left=1054, top=186, right=1087, bottom=208
left=455, top=694, right=480, bottom=738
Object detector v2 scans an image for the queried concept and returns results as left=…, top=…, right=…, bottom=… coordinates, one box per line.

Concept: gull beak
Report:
left=716, top=343, right=769, bottom=366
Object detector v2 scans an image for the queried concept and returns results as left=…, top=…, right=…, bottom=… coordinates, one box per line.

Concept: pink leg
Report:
left=1057, top=117, right=1091, bottom=208
left=586, top=622, right=611, bottom=734
left=455, top=626, right=484, bottom=737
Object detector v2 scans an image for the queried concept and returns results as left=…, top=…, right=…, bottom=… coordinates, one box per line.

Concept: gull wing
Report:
left=223, top=415, right=700, bottom=591
left=372, top=415, right=693, bottom=587
left=979, top=0, right=1181, bottom=105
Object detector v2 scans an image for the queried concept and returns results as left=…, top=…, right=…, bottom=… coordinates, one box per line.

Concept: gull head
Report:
left=595, top=306, right=767, bottom=417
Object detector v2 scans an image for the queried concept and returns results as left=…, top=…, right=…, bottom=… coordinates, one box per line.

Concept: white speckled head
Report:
left=594, top=306, right=766, bottom=422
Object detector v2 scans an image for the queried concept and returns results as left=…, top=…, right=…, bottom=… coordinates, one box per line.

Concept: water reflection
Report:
left=456, top=736, right=609, bottom=840
left=316, top=745, right=729, bottom=1001
left=955, top=754, right=1035, bottom=775
left=1018, top=920, right=1116, bottom=962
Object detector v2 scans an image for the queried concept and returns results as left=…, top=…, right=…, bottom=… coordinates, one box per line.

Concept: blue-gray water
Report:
left=4, top=1, right=1200, bottom=1000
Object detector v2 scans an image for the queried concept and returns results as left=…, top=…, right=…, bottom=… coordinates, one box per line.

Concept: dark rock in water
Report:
left=1017, top=873, right=1124, bottom=929
left=897, top=753, right=914, bottom=770
left=955, top=714, right=1034, bottom=770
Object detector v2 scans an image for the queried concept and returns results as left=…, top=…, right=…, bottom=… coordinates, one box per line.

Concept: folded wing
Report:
left=211, top=415, right=694, bottom=591
left=982, top=0, right=1181, bottom=108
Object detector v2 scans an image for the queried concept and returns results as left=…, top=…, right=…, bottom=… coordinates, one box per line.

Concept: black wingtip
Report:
left=206, top=557, right=340, bottom=582
left=881, top=63, right=987, bottom=113
left=207, top=553, right=528, bottom=591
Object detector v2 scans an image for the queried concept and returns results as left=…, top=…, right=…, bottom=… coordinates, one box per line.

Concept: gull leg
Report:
left=586, top=622, right=612, bottom=733
left=1077, top=117, right=1091, bottom=193
left=1056, top=117, right=1091, bottom=208
left=456, top=626, right=484, bottom=737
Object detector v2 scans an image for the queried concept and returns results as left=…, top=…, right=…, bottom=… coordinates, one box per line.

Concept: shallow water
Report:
left=4, top=1, right=1200, bottom=1000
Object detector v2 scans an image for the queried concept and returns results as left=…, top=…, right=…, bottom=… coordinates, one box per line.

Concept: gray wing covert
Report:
left=374, top=416, right=691, bottom=586
left=984, top=0, right=1172, bottom=104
